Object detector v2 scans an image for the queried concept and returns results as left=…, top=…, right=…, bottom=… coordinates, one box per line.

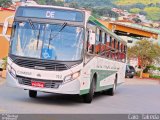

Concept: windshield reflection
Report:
left=10, top=22, right=84, bottom=61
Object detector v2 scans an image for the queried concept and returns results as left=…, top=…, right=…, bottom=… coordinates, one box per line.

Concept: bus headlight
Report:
left=64, top=71, right=80, bottom=83
left=7, top=65, right=16, bottom=78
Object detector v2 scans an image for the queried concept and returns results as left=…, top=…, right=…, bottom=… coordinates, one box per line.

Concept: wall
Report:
left=0, top=36, right=9, bottom=59
left=0, top=26, right=11, bottom=59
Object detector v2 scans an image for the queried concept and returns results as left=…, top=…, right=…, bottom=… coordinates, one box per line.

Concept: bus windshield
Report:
left=10, top=22, right=84, bottom=61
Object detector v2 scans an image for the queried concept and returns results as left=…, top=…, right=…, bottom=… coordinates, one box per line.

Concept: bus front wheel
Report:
left=29, top=90, right=37, bottom=98
left=83, top=77, right=96, bottom=103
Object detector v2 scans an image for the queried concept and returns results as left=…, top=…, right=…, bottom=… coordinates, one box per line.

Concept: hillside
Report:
left=76, top=0, right=160, bottom=21
left=115, top=0, right=160, bottom=5
left=114, top=0, right=160, bottom=21
left=32, top=0, right=160, bottom=21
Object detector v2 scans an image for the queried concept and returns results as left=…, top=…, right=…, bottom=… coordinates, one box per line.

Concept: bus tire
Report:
left=29, top=90, right=37, bottom=98
left=83, top=77, right=96, bottom=103
left=129, top=75, right=134, bottom=78
left=103, top=76, right=117, bottom=96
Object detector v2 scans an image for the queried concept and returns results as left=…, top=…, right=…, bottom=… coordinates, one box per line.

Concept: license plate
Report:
left=31, top=81, right=45, bottom=88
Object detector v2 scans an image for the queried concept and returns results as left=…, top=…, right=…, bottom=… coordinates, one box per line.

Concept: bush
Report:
left=147, top=65, right=160, bottom=71
left=1, top=57, right=7, bottom=70
left=143, top=67, right=149, bottom=73
left=136, top=71, right=140, bottom=77
left=130, top=8, right=141, bottom=14
left=149, top=74, right=160, bottom=79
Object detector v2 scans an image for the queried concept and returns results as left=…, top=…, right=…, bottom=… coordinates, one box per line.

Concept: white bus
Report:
left=6, top=5, right=127, bottom=103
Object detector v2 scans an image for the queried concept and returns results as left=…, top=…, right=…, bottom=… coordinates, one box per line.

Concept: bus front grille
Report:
left=13, top=58, right=68, bottom=71
left=17, top=76, right=63, bottom=89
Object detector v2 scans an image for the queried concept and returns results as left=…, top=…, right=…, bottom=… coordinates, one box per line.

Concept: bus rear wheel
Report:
left=83, top=77, right=96, bottom=103
left=29, top=90, right=37, bottom=98
left=103, top=77, right=117, bottom=96
left=106, top=82, right=117, bottom=96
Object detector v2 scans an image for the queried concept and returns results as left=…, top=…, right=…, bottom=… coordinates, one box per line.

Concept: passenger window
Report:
left=100, top=32, right=105, bottom=56
left=117, top=41, right=120, bottom=51
left=96, top=28, right=100, bottom=42
left=86, top=30, right=94, bottom=54
left=114, top=39, right=116, bottom=49
left=95, top=28, right=101, bottom=54
left=102, top=32, right=105, bottom=44
left=99, top=30, right=102, bottom=42
left=109, top=37, right=112, bottom=47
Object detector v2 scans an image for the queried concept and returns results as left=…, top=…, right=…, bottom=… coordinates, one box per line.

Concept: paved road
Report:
left=0, top=78, right=159, bottom=114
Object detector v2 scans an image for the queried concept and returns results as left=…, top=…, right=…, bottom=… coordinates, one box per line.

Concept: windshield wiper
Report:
left=28, top=19, right=41, bottom=50
left=47, top=22, right=67, bottom=49
left=36, top=28, right=41, bottom=50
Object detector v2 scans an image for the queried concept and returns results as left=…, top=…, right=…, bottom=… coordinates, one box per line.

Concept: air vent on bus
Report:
left=13, top=58, right=68, bottom=71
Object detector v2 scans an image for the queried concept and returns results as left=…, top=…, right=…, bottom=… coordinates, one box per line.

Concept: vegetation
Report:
left=115, top=0, right=160, bottom=5
left=0, top=0, right=12, bottom=8
left=130, top=8, right=141, bottom=14
left=144, top=7, right=160, bottom=21
left=92, top=6, right=119, bottom=18
left=35, top=0, right=64, bottom=6
left=1, top=57, right=7, bottom=70
left=115, top=0, right=160, bottom=21
left=149, top=75, right=160, bottom=79
left=128, top=40, right=160, bottom=78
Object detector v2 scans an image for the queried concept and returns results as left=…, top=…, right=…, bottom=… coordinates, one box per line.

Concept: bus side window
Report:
left=99, top=30, right=102, bottom=43
left=86, top=30, right=90, bottom=51
left=121, top=43, right=125, bottom=62
left=95, top=28, right=101, bottom=54
left=100, top=31, right=105, bottom=56
left=124, top=45, right=127, bottom=62
left=105, top=33, right=110, bottom=58
left=111, top=38, right=115, bottom=60
left=114, top=39, right=116, bottom=50
left=117, top=41, right=120, bottom=51
left=109, top=36, right=112, bottom=48
left=108, top=36, right=112, bottom=58
left=87, top=30, right=94, bottom=54
left=117, top=41, right=120, bottom=61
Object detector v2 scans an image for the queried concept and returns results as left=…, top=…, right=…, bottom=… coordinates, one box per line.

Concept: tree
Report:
left=130, top=8, right=141, bottom=14
left=92, top=6, right=119, bottom=18
left=0, top=0, right=12, bottom=8
left=139, top=11, right=147, bottom=16
left=132, top=18, right=142, bottom=23
left=144, top=7, right=160, bottom=21
left=127, top=40, right=160, bottom=78
left=69, top=2, right=79, bottom=8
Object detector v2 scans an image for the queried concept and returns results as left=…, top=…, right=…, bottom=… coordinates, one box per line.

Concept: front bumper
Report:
left=6, top=72, right=80, bottom=95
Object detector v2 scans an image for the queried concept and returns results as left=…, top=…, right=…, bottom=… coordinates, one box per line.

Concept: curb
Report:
left=135, top=76, right=160, bottom=81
